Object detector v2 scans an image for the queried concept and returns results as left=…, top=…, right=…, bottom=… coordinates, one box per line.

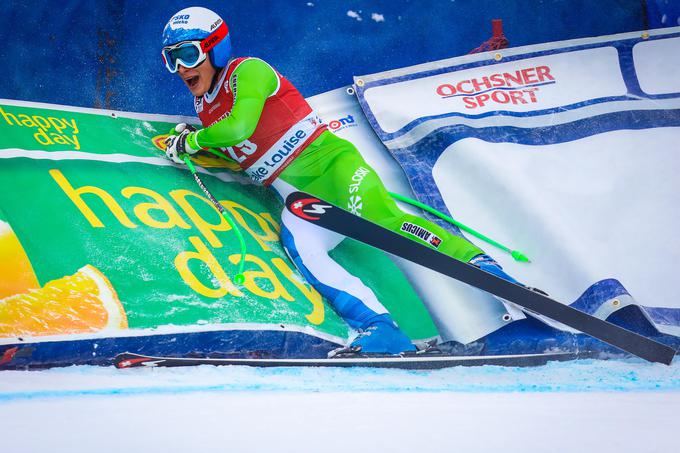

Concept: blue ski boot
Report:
left=469, top=254, right=520, bottom=284
left=340, top=314, right=416, bottom=356
left=469, top=254, right=548, bottom=296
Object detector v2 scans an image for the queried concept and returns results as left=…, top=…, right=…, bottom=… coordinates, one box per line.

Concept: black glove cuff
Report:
left=176, top=131, right=188, bottom=155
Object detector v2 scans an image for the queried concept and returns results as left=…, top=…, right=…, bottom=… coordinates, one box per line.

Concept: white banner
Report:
left=352, top=27, right=680, bottom=341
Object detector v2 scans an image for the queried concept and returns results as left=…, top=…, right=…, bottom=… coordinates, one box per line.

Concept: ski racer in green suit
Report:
left=161, top=7, right=523, bottom=355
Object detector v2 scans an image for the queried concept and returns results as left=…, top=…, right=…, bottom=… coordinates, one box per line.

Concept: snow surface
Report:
left=2, top=18, right=678, bottom=453
left=1, top=359, right=679, bottom=452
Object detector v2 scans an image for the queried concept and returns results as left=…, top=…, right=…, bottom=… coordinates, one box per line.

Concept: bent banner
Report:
left=0, top=99, right=438, bottom=366
left=354, top=28, right=680, bottom=311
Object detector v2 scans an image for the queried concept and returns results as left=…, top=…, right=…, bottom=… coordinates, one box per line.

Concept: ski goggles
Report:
left=161, top=21, right=228, bottom=73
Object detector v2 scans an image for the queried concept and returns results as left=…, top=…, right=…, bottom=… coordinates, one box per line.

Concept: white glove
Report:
left=165, top=123, right=201, bottom=164
left=171, top=123, right=196, bottom=135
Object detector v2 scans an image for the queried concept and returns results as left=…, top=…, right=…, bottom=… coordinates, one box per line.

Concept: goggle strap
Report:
left=201, top=21, right=229, bottom=53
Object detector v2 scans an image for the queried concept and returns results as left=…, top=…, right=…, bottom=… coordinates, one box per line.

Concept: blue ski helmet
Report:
left=161, top=7, right=232, bottom=69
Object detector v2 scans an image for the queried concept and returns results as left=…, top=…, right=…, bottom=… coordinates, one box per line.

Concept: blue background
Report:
left=1, top=0, right=678, bottom=116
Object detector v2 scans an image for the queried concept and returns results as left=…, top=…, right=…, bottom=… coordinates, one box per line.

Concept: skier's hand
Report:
left=164, top=127, right=202, bottom=164
left=168, top=123, right=197, bottom=136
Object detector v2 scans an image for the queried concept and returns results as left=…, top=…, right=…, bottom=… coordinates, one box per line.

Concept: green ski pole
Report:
left=181, top=154, right=247, bottom=284
left=389, top=191, right=530, bottom=263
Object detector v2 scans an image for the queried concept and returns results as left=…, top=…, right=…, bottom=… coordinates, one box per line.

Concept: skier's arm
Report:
left=188, top=58, right=279, bottom=150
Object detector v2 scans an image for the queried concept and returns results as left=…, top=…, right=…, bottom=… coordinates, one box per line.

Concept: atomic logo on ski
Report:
left=290, top=198, right=333, bottom=221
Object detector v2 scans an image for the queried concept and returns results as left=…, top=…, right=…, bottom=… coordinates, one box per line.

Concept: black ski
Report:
left=114, top=351, right=578, bottom=370
left=285, top=191, right=676, bottom=365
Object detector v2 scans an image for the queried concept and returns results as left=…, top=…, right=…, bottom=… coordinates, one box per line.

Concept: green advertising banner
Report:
left=0, top=100, right=438, bottom=349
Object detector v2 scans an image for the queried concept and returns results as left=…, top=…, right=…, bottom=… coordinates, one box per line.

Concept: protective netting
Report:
left=468, top=19, right=509, bottom=54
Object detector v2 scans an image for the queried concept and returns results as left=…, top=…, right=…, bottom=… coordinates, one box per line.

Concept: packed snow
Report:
left=1, top=358, right=679, bottom=452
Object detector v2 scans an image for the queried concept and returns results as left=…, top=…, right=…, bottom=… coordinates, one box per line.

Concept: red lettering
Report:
left=475, top=93, right=490, bottom=107
left=503, top=71, right=523, bottom=87
left=462, top=96, right=478, bottom=109
left=437, top=84, right=456, bottom=97
left=441, top=66, right=555, bottom=99
left=523, top=88, right=539, bottom=102
left=456, top=80, right=474, bottom=94
left=491, top=91, right=511, bottom=104
left=471, top=77, right=493, bottom=92
left=489, top=73, right=506, bottom=87
left=509, top=91, right=528, bottom=104
left=536, top=66, right=554, bottom=82
left=521, top=68, right=538, bottom=84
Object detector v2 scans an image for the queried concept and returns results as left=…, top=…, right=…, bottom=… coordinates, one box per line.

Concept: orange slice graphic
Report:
left=0, top=265, right=128, bottom=338
left=0, top=220, right=39, bottom=298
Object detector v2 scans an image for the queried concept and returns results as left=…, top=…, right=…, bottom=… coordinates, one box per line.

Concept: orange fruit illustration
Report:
left=0, top=265, right=128, bottom=338
left=0, top=220, right=39, bottom=298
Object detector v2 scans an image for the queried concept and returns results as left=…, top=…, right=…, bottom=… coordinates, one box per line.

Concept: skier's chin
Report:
left=185, top=75, right=206, bottom=97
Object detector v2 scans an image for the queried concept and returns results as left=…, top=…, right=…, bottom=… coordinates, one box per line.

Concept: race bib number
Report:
left=226, top=139, right=258, bottom=163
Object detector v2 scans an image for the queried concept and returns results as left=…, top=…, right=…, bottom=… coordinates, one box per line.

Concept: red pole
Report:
left=492, top=19, right=504, bottom=37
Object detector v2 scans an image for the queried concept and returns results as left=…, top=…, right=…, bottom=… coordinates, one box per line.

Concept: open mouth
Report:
left=185, top=75, right=200, bottom=89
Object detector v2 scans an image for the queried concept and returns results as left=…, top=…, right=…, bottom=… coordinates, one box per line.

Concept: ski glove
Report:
left=168, top=123, right=196, bottom=136
left=164, top=123, right=203, bottom=164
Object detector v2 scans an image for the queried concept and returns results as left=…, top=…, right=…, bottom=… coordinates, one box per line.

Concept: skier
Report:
left=161, top=6, right=526, bottom=355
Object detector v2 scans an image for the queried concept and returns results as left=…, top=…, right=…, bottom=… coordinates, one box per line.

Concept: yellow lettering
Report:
left=260, top=212, right=281, bottom=233
left=33, top=128, right=53, bottom=146
left=175, top=236, right=244, bottom=298
left=271, top=258, right=325, bottom=325
left=122, top=186, right=191, bottom=229
left=18, top=114, right=35, bottom=127
left=0, top=107, right=20, bottom=126
left=49, top=169, right=137, bottom=228
left=31, top=115, right=50, bottom=130
left=221, top=200, right=279, bottom=251
left=47, top=117, right=66, bottom=134
left=228, top=254, right=293, bottom=301
left=63, top=134, right=81, bottom=150
left=51, top=134, right=67, bottom=145
left=169, top=189, right=231, bottom=247
left=63, top=118, right=79, bottom=134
